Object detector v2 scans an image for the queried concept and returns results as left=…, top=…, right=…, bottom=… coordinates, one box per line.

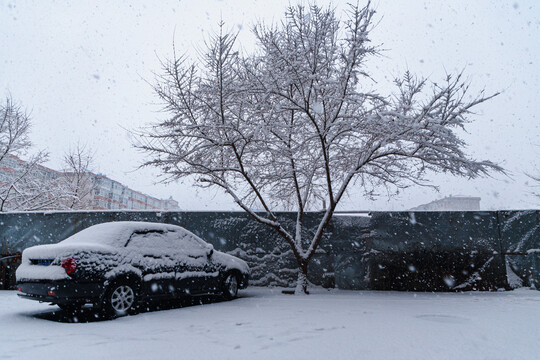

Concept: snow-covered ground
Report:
left=1, top=287, right=539, bottom=360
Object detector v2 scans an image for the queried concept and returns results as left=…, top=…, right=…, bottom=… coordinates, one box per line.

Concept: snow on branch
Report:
left=136, top=2, right=502, bottom=293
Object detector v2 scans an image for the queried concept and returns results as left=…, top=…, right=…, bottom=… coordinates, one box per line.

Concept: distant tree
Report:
left=524, top=145, right=540, bottom=205
left=137, top=3, right=503, bottom=293
left=61, top=143, right=96, bottom=209
left=0, top=96, right=63, bottom=211
left=0, top=96, right=32, bottom=162
left=525, top=172, right=540, bottom=204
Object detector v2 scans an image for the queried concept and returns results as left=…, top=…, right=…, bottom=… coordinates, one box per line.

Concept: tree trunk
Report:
left=294, top=262, right=309, bottom=295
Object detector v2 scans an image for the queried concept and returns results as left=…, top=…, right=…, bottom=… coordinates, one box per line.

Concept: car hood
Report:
left=213, top=251, right=250, bottom=275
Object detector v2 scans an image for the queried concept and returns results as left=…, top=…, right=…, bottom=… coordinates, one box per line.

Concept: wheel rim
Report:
left=226, top=275, right=238, bottom=297
left=110, top=285, right=135, bottom=312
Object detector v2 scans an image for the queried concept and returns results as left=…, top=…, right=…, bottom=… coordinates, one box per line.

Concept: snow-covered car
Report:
left=16, top=221, right=249, bottom=316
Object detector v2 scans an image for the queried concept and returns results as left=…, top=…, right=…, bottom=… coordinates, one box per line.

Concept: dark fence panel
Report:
left=0, top=210, right=538, bottom=290
left=365, top=212, right=506, bottom=291
left=498, top=210, right=540, bottom=288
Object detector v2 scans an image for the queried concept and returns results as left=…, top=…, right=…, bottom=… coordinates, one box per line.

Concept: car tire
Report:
left=102, top=281, right=139, bottom=318
left=222, top=272, right=239, bottom=300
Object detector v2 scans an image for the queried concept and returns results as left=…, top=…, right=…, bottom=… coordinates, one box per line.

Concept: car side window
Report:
left=125, top=229, right=208, bottom=257
left=127, top=230, right=174, bottom=251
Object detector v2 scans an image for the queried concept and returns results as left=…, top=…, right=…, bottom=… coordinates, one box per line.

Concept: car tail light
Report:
left=61, top=258, right=77, bottom=274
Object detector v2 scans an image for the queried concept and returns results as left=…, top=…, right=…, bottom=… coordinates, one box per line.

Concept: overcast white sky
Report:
left=1, top=0, right=539, bottom=211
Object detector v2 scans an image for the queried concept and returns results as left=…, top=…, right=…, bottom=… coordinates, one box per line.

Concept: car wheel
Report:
left=222, top=273, right=239, bottom=300
left=103, top=282, right=138, bottom=317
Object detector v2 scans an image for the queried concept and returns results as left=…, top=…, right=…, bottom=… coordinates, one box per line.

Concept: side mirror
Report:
left=206, top=244, right=214, bottom=257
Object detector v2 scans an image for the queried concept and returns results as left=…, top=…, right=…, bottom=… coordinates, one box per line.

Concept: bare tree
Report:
left=137, top=3, right=503, bottom=293
left=524, top=145, right=540, bottom=205
left=0, top=96, right=32, bottom=164
left=0, top=162, right=73, bottom=212
left=0, top=96, right=61, bottom=211
left=61, top=143, right=96, bottom=209
left=525, top=172, right=540, bottom=204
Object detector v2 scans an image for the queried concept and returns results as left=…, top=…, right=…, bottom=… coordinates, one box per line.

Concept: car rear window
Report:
left=61, top=223, right=136, bottom=247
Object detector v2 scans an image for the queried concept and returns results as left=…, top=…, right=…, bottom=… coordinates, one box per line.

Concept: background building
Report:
left=410, top=196, right=481, bottom=211
left=91, top=174, right=179, bottom=210
left=0, top=155, right=179, bottom=211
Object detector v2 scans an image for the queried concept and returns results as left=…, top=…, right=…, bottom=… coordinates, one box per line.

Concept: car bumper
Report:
left=17, top=281, right=104, bottom=305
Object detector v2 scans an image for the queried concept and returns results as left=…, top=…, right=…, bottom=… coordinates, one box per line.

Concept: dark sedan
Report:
left=16, top=221, right=249, bottom=316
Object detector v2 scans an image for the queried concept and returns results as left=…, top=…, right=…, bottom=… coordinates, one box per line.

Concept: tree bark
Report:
left=294, top=261, right=309, bottom=295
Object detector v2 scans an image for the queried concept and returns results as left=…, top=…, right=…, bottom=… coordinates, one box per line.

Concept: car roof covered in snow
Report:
left=60, top=221, right=203, bottom=247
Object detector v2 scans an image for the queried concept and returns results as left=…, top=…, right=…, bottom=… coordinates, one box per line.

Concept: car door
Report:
left=173, top=231, right=219, bottom=295
left=125, top=230, right=178, bottom=298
